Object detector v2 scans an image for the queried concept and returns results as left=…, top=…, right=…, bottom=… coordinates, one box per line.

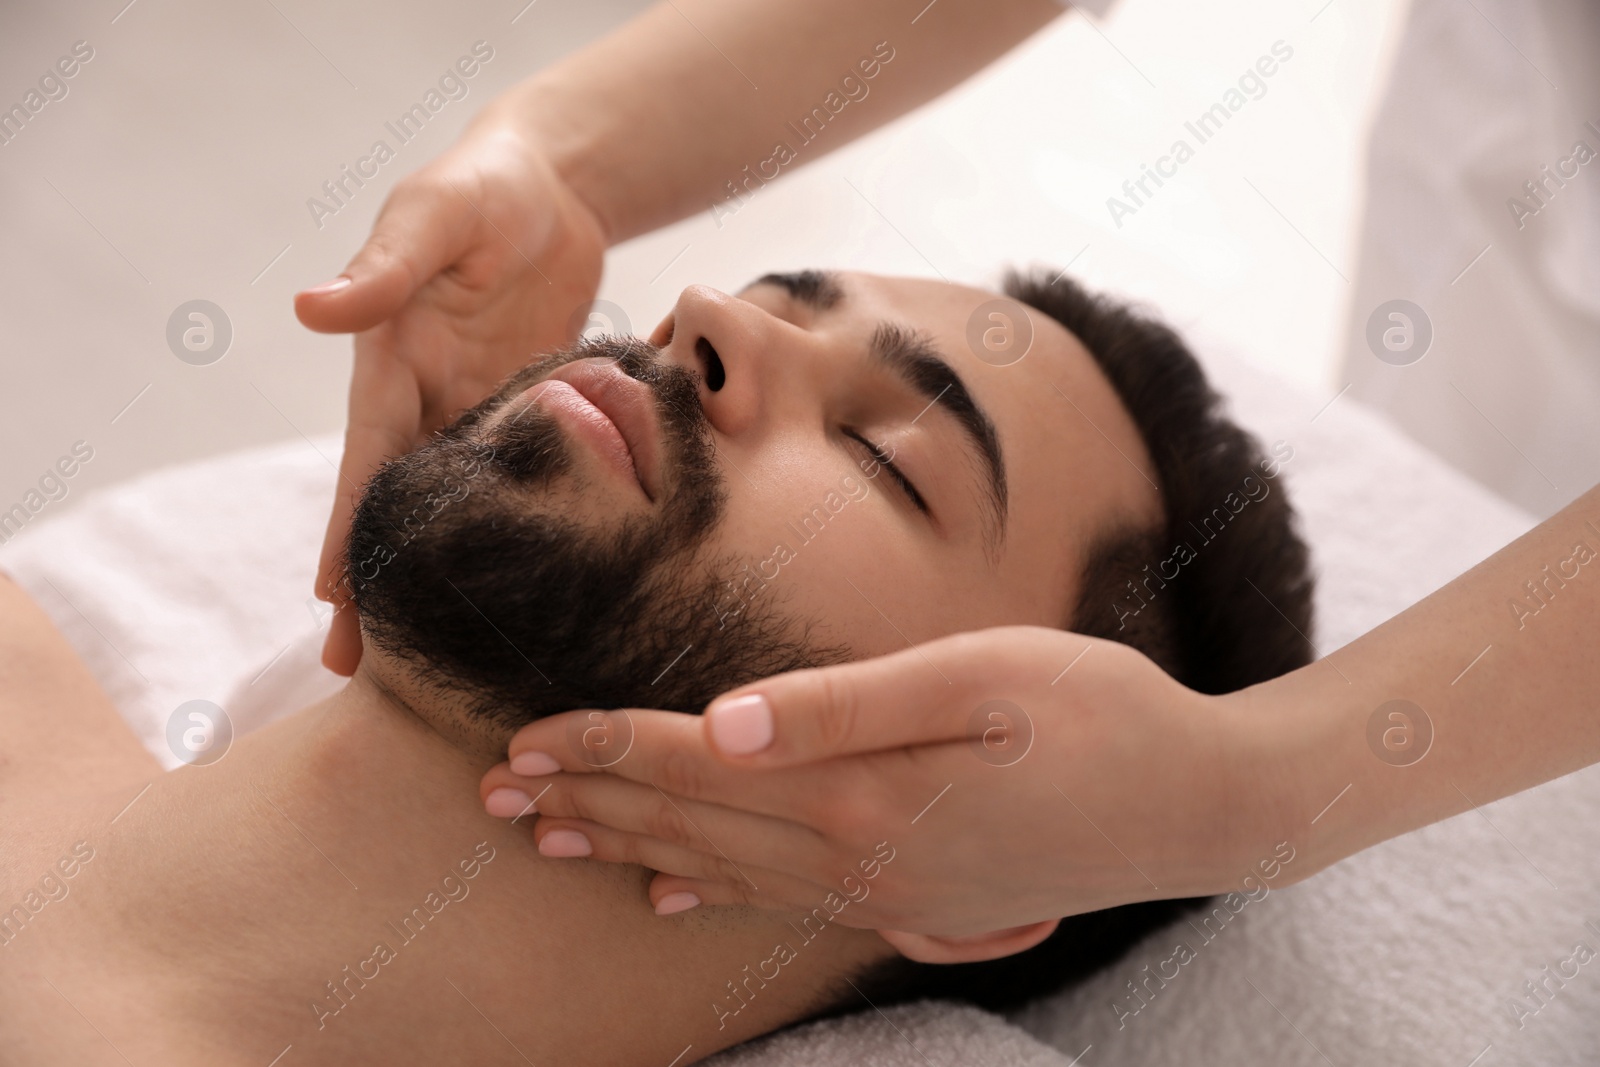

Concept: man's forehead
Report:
left=840, top=270, right=993, bottom=309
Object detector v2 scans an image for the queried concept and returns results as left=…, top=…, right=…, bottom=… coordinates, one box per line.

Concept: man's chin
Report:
left=353, top=648, right=519, bottom=764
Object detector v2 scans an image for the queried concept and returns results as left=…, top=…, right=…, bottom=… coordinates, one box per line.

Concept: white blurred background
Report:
left=0, top=0, right=1409, bottom=516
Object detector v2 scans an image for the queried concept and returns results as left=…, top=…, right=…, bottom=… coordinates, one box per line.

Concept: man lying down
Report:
left=0, top=269, right=1313, bottom=1065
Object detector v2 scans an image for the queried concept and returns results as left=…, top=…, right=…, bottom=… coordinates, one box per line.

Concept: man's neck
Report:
left=42, top=670, right=882, bottom=1066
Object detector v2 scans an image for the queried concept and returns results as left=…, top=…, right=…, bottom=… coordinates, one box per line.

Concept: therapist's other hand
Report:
left=295, top=110, right=607, bottom=674
left=479, top=627, right=1299, bottom=964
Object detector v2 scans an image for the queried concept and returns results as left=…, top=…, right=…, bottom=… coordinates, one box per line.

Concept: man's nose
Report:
left=652, top=284, right=815, bottom=441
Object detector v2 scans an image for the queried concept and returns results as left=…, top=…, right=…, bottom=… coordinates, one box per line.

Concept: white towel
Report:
left=6, top=344, right=1596, bottom=1067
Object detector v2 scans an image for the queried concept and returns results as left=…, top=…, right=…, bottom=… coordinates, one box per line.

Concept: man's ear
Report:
left=875, top=919, right=1060, bottom=964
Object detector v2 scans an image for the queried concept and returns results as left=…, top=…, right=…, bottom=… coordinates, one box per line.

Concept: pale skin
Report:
left=293, top=0, right=1600, bottom=951
left=0, top=576, right=888, bottom=1066
left=294, top=0, right=1067, bottom=671
left=0, top=270, right=1165, bottom=1062
left=481, top=492, right=1600, bottom=949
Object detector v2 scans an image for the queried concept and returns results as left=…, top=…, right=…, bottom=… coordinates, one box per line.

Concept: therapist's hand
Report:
left=479, top=627, right=1303, bottom=963
left=295, top=109, right=607, bottom=674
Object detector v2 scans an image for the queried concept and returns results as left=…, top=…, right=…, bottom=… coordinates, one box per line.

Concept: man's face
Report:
left=348, top=271, right=1158, bottom=734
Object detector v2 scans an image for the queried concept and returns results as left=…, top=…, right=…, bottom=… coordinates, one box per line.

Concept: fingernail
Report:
left=655, top=891, right=701, bottom=916
left=302, top=276, right=352, bottom=295
left=538, top=829, right=592, bottom=858
left=510, top=750, right=561, bottom=776
left=484, top=787, right=533, bottom=818
left=708, top=694, right=773, bottom=755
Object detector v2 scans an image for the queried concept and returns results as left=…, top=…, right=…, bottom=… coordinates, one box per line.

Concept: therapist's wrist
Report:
left=1208, top=660, right=1354, bottom=891
left=1196, top=687, right=1305, bottom=895
left=1216, top=651, right=1421, bottom=892
left=476, top=74, right=631, bottom=248
left=451, top=78, right=613, bottom=250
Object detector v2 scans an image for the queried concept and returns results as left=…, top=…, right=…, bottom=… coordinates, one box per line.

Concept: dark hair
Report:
left=843, top=268, right=1316, bottom=1013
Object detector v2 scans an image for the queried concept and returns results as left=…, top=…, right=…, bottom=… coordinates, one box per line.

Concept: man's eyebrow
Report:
left=749, top=270, right=844, bottom=311
left=870, top=322, right=1008, bottom=546
left=746, top=270, right=1008, bottom=545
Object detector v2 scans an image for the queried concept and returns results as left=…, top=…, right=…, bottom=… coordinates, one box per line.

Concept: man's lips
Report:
left=512, top=358, right=664, bottom=500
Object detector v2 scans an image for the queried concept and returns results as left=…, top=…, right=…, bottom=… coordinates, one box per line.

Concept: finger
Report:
left=643, top=869, right=854, bottom=922
left=479, top=765, right=835, bottom=877
left=498, top=708, right=838, bottom=823
left=294, top=175, right=476, bottom=335
left=701, top=626, right=1072, bottom=765
left=320, top=601, right=363, bottom=676
left=528, top=816, right=832, bottom=916
left=314, top=328, right=423, bottom=603
left=876, top=920, right=1063, bottom=963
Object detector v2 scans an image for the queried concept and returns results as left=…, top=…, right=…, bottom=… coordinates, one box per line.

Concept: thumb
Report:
left=295, top=176, right=473, bottom=335
left=702, top=627, right=1053, bottom=766
left=313, top=330, right=421, bottom=604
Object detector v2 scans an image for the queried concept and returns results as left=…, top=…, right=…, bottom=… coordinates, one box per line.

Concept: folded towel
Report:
left=7, top=343, right=1596, bottom=1066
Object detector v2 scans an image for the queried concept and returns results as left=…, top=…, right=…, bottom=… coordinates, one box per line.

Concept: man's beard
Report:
left=345, top=335, right=845, bottom=731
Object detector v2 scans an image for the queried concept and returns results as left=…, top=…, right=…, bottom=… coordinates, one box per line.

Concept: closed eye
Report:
left=844, top=428, right=928, bottom=515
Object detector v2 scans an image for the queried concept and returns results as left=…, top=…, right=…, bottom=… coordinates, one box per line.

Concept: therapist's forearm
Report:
left=484, top=0, right=1065, bottom=243
left=1234, top=484, right=1600, bottom=881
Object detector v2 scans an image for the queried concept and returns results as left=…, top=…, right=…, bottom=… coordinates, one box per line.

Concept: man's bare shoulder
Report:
left=0, top=571, right=159, bottom=809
